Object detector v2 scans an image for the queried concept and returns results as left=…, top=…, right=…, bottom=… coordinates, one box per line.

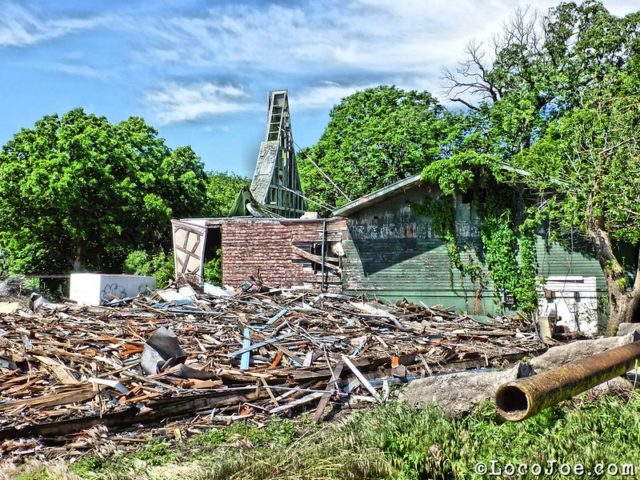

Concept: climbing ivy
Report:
left=479, top=197, right=538, bottom=312
left=514, top=226, right=538, bottom=311
left=411, top=197, right=487, bottom=304
left=411, top=188, right=538, bottom=313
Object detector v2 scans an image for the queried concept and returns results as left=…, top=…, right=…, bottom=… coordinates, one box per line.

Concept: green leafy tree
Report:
left=123, top=250, right=174, bottom=287
left=436, top=1, right=640, bottom=332
left=443, top=1, right=640, bottom=156
left=516, top=77, right=640, bottom=333
left=299, top=86, right=454, bottom=210
left=203, top=171, right=248, bottom=217
left=0, top=108, right=207, bottom=274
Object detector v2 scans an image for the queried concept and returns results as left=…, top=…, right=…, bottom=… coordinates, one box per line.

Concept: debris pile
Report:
left=0, top=286, right=543, bottom=458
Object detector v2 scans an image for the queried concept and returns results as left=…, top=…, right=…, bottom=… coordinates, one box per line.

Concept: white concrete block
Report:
left=70, top=273, right=156, bottom=306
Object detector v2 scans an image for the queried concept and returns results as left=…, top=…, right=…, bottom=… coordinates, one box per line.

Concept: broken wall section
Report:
left=221, top=218, right=347, bottom=290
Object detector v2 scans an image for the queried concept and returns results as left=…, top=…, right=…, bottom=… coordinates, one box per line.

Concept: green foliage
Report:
left=69, top=456, right=108, bottom=477
left=0, top=108, right=207, bottom=275
left=189, top=428, right=225, bottom=447
left=479, top=198, right=538, bottom=312
left=517, top=91, right=640, bottom=247
left=446, top=1, right=640, bottom=159
left=204, top=171, right=248, bottom=218
left=131, top=438, right=177, bottom=466
left=299, top=86, right=454, bottom=209
left=69, top=438, right=177, bottom=478
left=225, top=417, right=297, bottom=448
left=412, top=190, right=537, bottom=312
left=421, top=151, right=502, bottom=197
left=123, top=249, right=174, bottom=286
left=438, top=1, right=640, bottom=326
left=50, top=394, right=640, bottom=480
left=14, top=469, right=57, bottom=480
left=203, top=248, right=223, bottom=285
left=514, top=228, right=539, bottom=311
left=411, top=196, right=485, bottom=291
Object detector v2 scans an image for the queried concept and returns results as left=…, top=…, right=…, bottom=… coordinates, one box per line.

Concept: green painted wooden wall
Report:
left=341, top=184, right=607, bottom=317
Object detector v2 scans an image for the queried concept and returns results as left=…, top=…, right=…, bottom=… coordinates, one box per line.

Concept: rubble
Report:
left=0, top=285, right=544, bottom=461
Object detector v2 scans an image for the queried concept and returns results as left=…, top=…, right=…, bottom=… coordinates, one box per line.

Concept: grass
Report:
left=10, top=393, right=640, bottom=480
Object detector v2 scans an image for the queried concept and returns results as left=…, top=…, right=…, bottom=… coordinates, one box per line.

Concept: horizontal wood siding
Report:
left=341, top=185, right=607, bottom=315
left=341, top=185, right=498, bottom=314
left=535, top=238, right=607, bottom=292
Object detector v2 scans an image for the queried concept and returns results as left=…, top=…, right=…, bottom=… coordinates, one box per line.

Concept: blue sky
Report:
left=0, top=0, right=634, bottom=177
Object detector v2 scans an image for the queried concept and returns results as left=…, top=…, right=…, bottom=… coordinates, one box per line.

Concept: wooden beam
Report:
left=312, top=361, right=345, bottom=422
left=341, top=355, right=382, bottom=402
left=291, top=245, right=340, bottom=271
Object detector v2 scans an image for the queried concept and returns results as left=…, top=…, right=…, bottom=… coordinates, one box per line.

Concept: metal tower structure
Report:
left=249, top=90, right=306, bottom=217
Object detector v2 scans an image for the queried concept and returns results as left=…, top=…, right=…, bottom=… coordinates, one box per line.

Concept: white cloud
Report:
left=291, top=81, right=378, bottom=110
left=134, top=0, right=639, bottom=116
left=136, top=0, right=637, bottom=74
left=0, top=4, right=104, bottom=47
left=51, top=63, right=105, bottom=79
left=145, top=82, right=255, bottom=124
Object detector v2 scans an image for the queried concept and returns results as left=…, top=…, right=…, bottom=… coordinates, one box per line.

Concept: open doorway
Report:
left=203, top=226, right=223, bottom=285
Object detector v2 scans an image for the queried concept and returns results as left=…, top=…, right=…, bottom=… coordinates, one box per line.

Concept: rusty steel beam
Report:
left=496, top=341, right=640, bottom=421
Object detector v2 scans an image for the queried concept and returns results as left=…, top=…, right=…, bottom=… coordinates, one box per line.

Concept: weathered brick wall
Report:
left=221, top=218, right=347, bottom=289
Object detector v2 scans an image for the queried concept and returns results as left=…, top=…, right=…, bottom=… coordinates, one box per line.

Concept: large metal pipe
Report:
left=496, top=341, right=640, bottom=421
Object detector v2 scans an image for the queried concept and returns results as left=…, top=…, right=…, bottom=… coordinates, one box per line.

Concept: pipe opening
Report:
left=496, top=385, right=529, bottom=419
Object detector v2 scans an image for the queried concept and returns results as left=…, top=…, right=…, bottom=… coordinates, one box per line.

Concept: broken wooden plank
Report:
left=269, top=391, right=325, bottom=414
left=260, top=377, right=278, bottom=407
left=291, top=245, right=340, bottom=270
left=312, top=361, right=345, bottom=422
left=34, top=355, right=78, bottom=385
left=0, top=384, right=96, bottom=410
left=229, top=333, right=295, bottom=358
left=341, top=355, right=382, bottom=402
left=266, top=308, right=288, bottom=325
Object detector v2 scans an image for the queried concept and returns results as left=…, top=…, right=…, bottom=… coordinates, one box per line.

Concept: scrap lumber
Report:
left=341, top=355, right=382, bottom=402
left=0, top=286, right=543, bottom=457
left=312, top=360, right=345, bottom=422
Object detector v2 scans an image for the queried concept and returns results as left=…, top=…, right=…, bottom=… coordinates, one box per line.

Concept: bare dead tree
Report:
left=442, top=7, right=542, bottom=110
left=442, top=41, right=499, bottom=110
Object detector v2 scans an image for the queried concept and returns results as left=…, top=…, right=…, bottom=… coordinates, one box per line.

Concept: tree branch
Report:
left=450, top=98, right=480, bottom=111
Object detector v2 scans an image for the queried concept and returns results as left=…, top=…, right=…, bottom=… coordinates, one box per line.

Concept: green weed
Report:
left=20, top=393, right=640, bottom=480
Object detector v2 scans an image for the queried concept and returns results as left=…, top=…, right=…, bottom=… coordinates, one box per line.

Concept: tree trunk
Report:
left=587, top=223, right=640, bottom=335
left=607, top=289, right=640, bottom=336
left=73, top=243, right=84, bottom=271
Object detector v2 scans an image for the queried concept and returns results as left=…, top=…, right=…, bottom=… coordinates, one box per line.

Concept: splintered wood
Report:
left=0, top=287, right=543, bottom=449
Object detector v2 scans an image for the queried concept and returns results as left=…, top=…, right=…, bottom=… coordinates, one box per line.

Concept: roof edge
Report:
left=332, top=174, right=422, bottom=217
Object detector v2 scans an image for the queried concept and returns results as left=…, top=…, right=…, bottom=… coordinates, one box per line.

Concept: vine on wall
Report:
left=412, top=190, right=538, bottom=313
left=479, top=196, right=538, bottom=312
left=411, top=197, right=487, bottom=306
